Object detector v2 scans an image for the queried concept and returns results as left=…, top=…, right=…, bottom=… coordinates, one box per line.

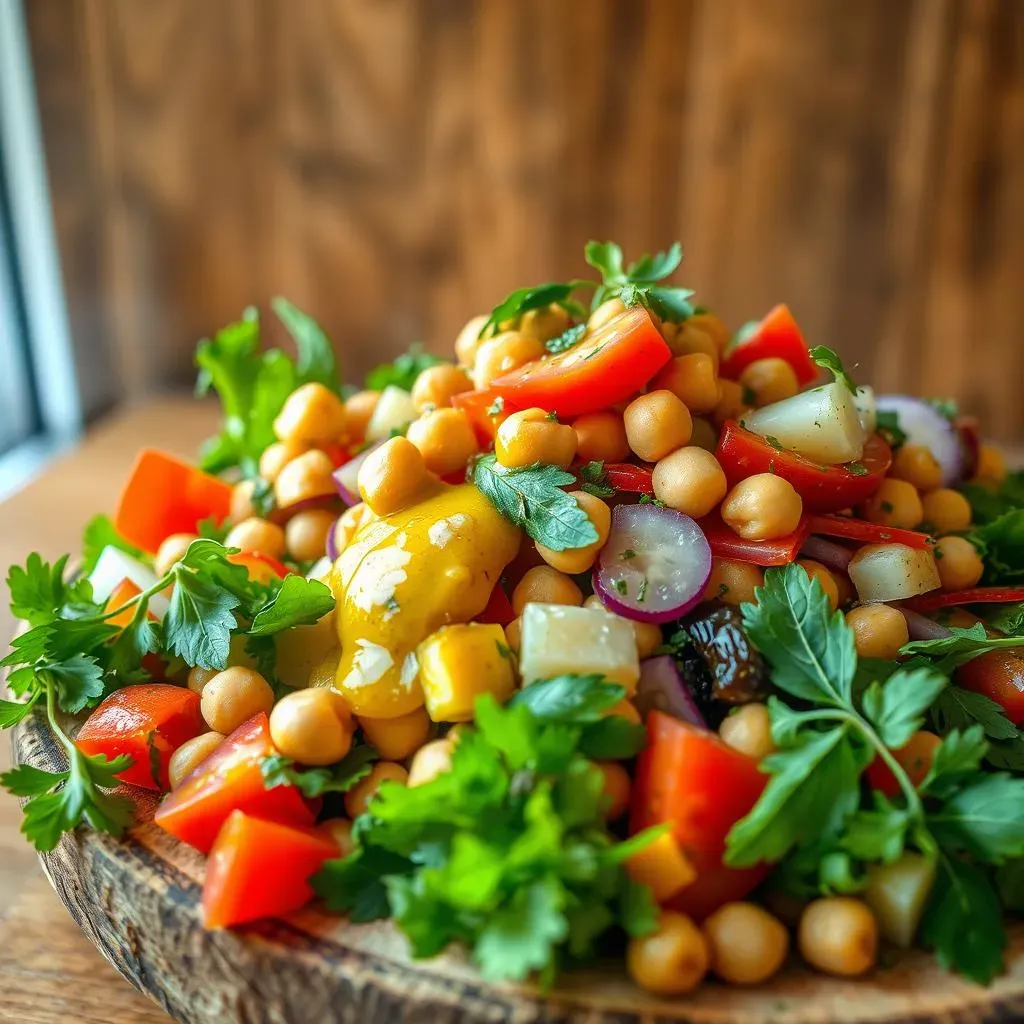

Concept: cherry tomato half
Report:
left=956, top=651, right=1024, bottom=726
left=699, top=512, right=809, bottom=566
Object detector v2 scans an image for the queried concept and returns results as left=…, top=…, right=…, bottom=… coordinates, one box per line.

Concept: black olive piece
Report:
left=681, top=602, right=770, bottom=705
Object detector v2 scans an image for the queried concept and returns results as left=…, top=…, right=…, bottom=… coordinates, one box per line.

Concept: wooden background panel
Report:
left=24, top=0, right=1024, bottom=442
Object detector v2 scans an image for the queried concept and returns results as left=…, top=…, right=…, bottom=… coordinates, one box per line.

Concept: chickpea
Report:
left=519, top=304, right=571, bottom=345
left=273, top=382, right=348, bottom=446
left=623, top=390, right=693, bottom=463
left=407, top=739, right=454, bottom=788
left=225, top=517, right=286, bottom=560
left=719, top=704, right=775, bottom=761
left=187, top=666, right=217, bottom=695
left=512, top=566, right=583, bottom=614
left=155, top=533, right=197, bottom=577
left=798, top=898, right=878, bottom=977
left=668, top=323, right=719, bottom=368
left=687, top=312, right=730, bottom=349
left=935, top=535, right=984, bottom=590
left=834, top=571, right=856, bottom=610
left=973, top=443, right=1007, bottom=486
left=344, top=390, right=381, bottom=439
left=738, top=357, right=800, bottom=407
left=888, top=443, right=942, bottom=493
left=652, top=447, right=728, bottom=519
left=797, top=559, right=840, bottom=611
left=588, top=297, right=627, bottom=333
left=504, top=616, right=523, bottom=653
left=410, top=363, right=473, bottom=411
left=536, top=491, right=611, bottom=574
left=200, top=667, right=275, bottom=734
left=627, top=911, right=710, bottom=996
left=357, top=436, right=434, bottom=516
left=357, top=708, right=431, bottom=761
left=285, top=509, right=336, bottom=563
left=689, top=417, right=719, bottom=453
left=597, top=761, right=631, bottom=820
left=859, top=478, right=924, bottom=530
left=496, top=408, right=578, bottom=470
left=230, top=480, right=257, bottom=524
left=921, top=488, right=972, bottom=535
left=583, top=595, right=663, bottom=659
left=846, top=604, right=909, bottom=660
left=319, top=818, right=356, bottom=857
left=703, top=558, right=764, bottom=606
left=721, top=474, right=803, bottom=541
left=168, top=732, right=225, bottom=789
left=269, top=687, right=354, bottom=766
left=275, top=449, right=336, bottom=509
left=572, top=410, right=630, bottom=463
left=344, top=761, right=409, bottom=817
left=714, top=378, right=749, bottom=425
left=473, top=331, right=544, bottom=389
left=259, top=440, right=309, bottom=483
left=651, top=354, right=721, bottom=415
left=405, top=407, right=479, bottom=477
left=454, top=314, right=490, bottom=367
left=704, top=902, right=790, bottom=985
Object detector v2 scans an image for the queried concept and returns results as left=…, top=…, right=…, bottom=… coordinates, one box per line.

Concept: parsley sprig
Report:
left=585, top=241, right=695, bottom=322
left=809, top=345, right=858, bottom=394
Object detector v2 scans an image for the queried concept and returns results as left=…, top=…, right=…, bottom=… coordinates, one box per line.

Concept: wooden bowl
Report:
left=12, top=707, right=1024, bottom=1024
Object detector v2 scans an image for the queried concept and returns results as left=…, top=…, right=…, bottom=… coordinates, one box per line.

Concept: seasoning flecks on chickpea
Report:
left=357, top=707, right=431, bottom=762
left=406, top=407, right=479, bottom=477
left=454, top=314, right=489, bottom=368
left=890, top=443, right=943, bottom=493
left=496, top=408, right=578, bottom=470
left=588, top=297, right=627, bottom=333
left=275, top=449, right=337, bottom=509
left=343, top=390, right=381, bottom=439
left=739, top=357, right=800, bottom=407
left=473, top=331, right=544, bottom=390
left=273, top=382, right=348, bottom=446
left=859, top=478, right=924, bottom=530
left=410, top=363, right=473, bottom=411
left=721, top=474, right=803, bottom=541
left=512, top=565, right=583, bottom=614
left=798, top=898, right=878, bottom=977
left=651, top=354, right=721, bottom=415
left=155, top=533, right=198, bottom=577
left=934, top=535, right=985, bottom=591
left=358, top=436, right=435, bottom=517
left=259, top=440, right=309, bottom=484
left=668, top=323, right=719, bottom=368
left=344, top=761, right=409, bottom=817
left=921, top=488, right=972, bottom=535
left=230, top=480, right=257, bottom=524
left=518, top=304, right=571, bottom=345
left=846, top=604, right=909, bottom=660
left=407, top=738, right=455, bottom=787
left=796, top=559, right=840, bottom=611
left=703, top=902, right=790, bottom=985
left=719, top=703, right=775, bottom=761
left=687, top=312, right=730, bottom=350
left=702, top=558, right=764, bottom=606
left=285, top=509, right=336, bottom=563
left=200, top=667, right=275, bottom=735
left=269, top=687, right=354, bottom=766
left=536, top=491, right=611, bottom=574
left=652, top=446, right=728, bottom=519
left=627, top=911, right=710, bottom=996
left=597, top=761, right=631, bottom=820
left=572, top=410, right=631, bottom=463
left=623, top=390, right=693, bottom=463
left=168, top=732, right=225, bottom=790
left=225, top=517, right=286, bottom=560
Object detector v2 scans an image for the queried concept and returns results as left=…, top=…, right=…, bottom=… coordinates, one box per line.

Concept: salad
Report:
left=3, top=241, right=1024, bottom=999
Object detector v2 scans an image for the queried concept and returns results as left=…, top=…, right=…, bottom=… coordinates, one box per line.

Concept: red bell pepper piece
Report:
left=476, top=583, right=515, bottom=626
left=808, top=514, right=934, bottom=550
left=716, top=421, right=892, bottom=513
left=115, top=449, right=233, bottom=554
left=154, top=712, right=315, bottom=852
left=720, top=304, right=817, bottom=385
left=76, top=685, right=204, bottom=790
left=228, top=551, right=289, bottom=586
left=202, top=811, right=339, bottom=929
left=904, top=586, right=1024, bottom=614
left=699, top=512, right=809, bottom=567
left=603, top=463, right=656, bottom=495
left=452, top=389, right=514, bottom=446
left=630, top=712, right=770, bottom=921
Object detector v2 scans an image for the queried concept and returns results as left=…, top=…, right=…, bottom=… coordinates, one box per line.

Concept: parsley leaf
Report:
left=247, top=575, right=335, bottom=637
left=809, top=345, right=858, bottom=394
left=472, top=455, right=598, bottom=552
left=365, top=345, right=445, bottom=392
left=577, top=460, right=616, bottom=498
left=959, top=471, right=1024, bottom=525
left=479, top=282, right=593, bottom=339
left=903, top=623, right=1024, bottom=672
left=8, top=554, right=81, bottom=627
left=545, top=323, right=586, bottom=355
left=969, top=509, right=1024, bottom=583
left=931, top=685, right=1019, bottom=741
left=875, top=410, right=907, bottom=448
left=261, top=746, right=377, bottom=798
left=271, top=297, right=339, bottom=391
left=928, top=774, right=1024, bottom=862
left=861, top=665, right=947, bottom=749
left=586, top=240, right=695, bottom=323
left=164, top=571, right=240, bottom=671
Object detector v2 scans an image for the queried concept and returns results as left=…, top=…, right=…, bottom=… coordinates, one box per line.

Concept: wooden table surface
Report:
left=0, top=398, right=219, bottom=1024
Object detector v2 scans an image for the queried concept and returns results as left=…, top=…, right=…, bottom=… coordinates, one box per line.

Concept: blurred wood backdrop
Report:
left=25, top=0, right=1024, bottom=441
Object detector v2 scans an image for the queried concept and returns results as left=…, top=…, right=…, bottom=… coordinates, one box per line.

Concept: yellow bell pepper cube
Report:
left=417, top=623, right=515, bottom=722
left=625, top=830, right=697, bottom=903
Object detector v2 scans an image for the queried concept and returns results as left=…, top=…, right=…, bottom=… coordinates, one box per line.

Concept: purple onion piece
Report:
left=800, top=536, right=854, bottom=572
left=875, top=395, right=965, bottom=486
left=635, top=655, right=708, bottom=729
left=899, top=606, right=953, bottom=641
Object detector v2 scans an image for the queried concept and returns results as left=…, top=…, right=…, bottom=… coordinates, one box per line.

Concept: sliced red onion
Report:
left=875, top=395, right=965, bottom=486
left=800, top=536, right=854, bottom=572
left=332, top=441, right=383, bottom=507
left=325, top=518, right=343, bottom=562
left=899, top=607, right=953, bottom=641
left=635, top=655, right=708, bottom=729
left=593, top=504, right=712, bottom=624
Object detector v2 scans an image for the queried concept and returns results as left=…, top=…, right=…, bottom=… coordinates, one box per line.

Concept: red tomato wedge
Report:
left=808, top=514, right=934, bottom=550
left=630, top=712, right=769, bottom=920
left=76, top=685, right=204, bottom=791
left=720, top=304, right=817, bottom=385
left=699, top=513, right=809, bottom=566
left=203, top=811, right=339, bottom=929
left=956, top=652, right=1024, bottom=726
left=489, top=307, right=672, bottom=418
left=476, top=583, right=515, bottom=627
left=904, top=586, right=1024, bottom=614
left=603, top=463, right=656, bottom=495
left=115, top=449, right=233, bottom=553
left=154, top=712, right=315, bottom=852
left=452, top=389, right=515, bottom=445
left=716, top=421, right=892, bottom=513
left=228, top=551, right=289, bottom=586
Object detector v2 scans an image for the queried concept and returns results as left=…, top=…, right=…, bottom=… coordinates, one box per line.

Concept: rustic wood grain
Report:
left=25, top=0, right=1024, bottom=442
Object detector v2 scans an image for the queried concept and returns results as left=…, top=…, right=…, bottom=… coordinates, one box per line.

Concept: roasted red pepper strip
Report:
left=720, top=304, right=818, bottom=386
left=808, top=514, right=934, bottom=550
left=904, top=586, right=1024, bottom=614
left=699, top=513, right=809, bottom=567
left=603, top=463, right=655, bottom=495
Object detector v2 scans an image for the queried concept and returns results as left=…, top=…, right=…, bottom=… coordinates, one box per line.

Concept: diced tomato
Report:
left=228, top=551, right=289, bottom=586
left=490, top=307, right=672, bottom=418
left=603, top=463, right=655, bottom=495
left=630, top=712, right=769, bottom=920
left=865, top=731, right=942, bottom=797
left=452, top=390, right=514, bottom=445
left=115, top=450, right=233, bottom=554
left=202, top=811, right=339, bottom=929
left=104, top=578, right=160, bottom=629
left=904, top=586, right=1024, bottom=614
left=720, top=304, right=817, bottom=386
left=956, top=651, right=1024, bottom=726
left=76, top=685, right=204, bottom=790
left=320, top=442, right=356, bottom=469
left=699, top=512, right=809, bottom=566
left=808, top=514, right=934, bottom=550
left=716, top=421, right=892, bottom=513
left=477, top=583, right=515, bottom=627
left=154, top=712, right=315, bottom=852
